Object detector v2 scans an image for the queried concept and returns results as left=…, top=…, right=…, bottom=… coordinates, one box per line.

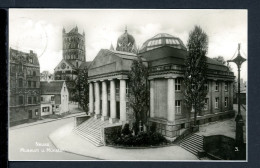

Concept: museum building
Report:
left=9, top=48, right=41, bottom=126
left=87, top=31, right=235, bottom=138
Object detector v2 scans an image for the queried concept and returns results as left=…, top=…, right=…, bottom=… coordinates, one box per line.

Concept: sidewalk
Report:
left=49, top=122, right=198, bottom=160
left=10, top=112, right=86, bottom=130
left=196, top=104, right=246, bottom=143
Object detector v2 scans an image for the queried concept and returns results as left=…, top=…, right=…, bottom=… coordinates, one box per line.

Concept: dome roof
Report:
left=139, top=33, right=187, bottom=53
left=116, top=28, right=137, bottom=53
left=117, top=29, right=135, bottom=45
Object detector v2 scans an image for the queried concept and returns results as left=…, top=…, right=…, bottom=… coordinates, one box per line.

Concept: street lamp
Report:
left=227, top=43, right=246, bottom=151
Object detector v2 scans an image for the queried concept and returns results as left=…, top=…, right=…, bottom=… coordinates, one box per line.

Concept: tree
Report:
left=213, top=56, right=233, bottom=71
left=128, top=56, right=149, bottom=134
left=75, top=68, right=89, bottom=113
left=213, top=56, right=226, bottom=65
left=183, top=25, right=208, bottom=126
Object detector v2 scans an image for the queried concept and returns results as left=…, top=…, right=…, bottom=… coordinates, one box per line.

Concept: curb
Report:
left=10, top=112, right=86, bottom=130
left=47, top=135, right=102, bottom=160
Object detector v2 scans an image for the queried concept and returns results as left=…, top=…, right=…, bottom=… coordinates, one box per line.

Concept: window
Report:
left=11, top=65, right=16, bottom=73
left=64, top=87, right=66, bottom=92
left=28, top=81, right=31, bottom=88
left=18, top=78, right=23, bottom=87
left=33, top=97, right=37, bottom=104
left=35, top=109, right=38, bottom=116
left=225, top=82, right=228, bottom=91
left=28, top=97, right=32, bottom=104
left=225, top=97, right=228, bottom=107
left=126, top=102, right=129, bottom=112
left=33, top=71, right=36, bottom=76
left=215, top=82, right=219, bottom=91
left=28, top=57, right=33, bottom=63
left=33, top=81, right=36, bottom=88
left=215, top=98, right=219, bottom=109
left=204, top=98, right=209, bottom=110
left=51, top=96, right=54, bottom=101
left=175, top=78, right=181, bottom=91
left=42, top=107, right=50, bottom=112
left=19, top=64, right=23, bottom=72
left=175, top=100, right=181, bottom=114
left=41, top=97, right=43, bottom=101
left=19, top=96, right=23, bottom=105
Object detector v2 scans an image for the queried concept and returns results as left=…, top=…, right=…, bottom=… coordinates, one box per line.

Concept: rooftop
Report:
left=40, top=80, right=65, bottom=95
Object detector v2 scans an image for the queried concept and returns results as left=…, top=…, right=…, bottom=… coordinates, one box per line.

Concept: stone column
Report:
left=167, top=78, right=175, bottom=123
left=150, top=79, right=155, bottom=118
left=109, top=80, right=116, bottom=123
left=120, top=79, right=127, bottom=122
left=101, top=81, right=108, bottom=121
left=89, top=82, right=94, bottom=115
left=94, top=81, right=101, bottom=118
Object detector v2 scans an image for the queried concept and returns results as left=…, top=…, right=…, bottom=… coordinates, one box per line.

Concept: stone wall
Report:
left=75, top=115, right=91, bottom=127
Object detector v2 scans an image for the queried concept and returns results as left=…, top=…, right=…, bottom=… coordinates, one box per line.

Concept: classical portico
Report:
left=88, top=77, right=128, bottom=124
left=88, top=49, right=140, bottom=124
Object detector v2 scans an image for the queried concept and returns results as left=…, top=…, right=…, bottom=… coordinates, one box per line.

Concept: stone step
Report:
left=179, top=133, right=204, bottom=156
left=181, top=141, right=203, bottom=149
left=74, top=129, right=103, bottom=147
left=180, top=144, right=198, bottom=155
left=77, top=127, right=101, bottom=137
left=184, top=139, right=203, bottom=144
left=180, top=141, right=203, bottom=151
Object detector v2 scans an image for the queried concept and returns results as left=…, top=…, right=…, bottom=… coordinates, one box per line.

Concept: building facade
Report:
left=40, top=81, right=69, bottom=116
left=9, top=48, right=41, bottom=126
left=87, top=31, right=235, bottom=138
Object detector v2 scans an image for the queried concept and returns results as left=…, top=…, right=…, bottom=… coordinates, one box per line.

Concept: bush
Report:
left=121, top=123, right=131, bottom=136
left=110, top=130, right=168, bottom=147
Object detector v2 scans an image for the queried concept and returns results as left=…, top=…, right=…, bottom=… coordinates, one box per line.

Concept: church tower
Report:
left=62, top=26, right=86, bottom=68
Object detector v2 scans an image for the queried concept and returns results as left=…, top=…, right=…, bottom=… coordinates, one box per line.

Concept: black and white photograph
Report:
left=8, top=9, right=247, bottom=161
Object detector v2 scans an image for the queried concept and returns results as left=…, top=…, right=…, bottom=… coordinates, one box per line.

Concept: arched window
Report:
left=76, top=62, right=78, bottom=68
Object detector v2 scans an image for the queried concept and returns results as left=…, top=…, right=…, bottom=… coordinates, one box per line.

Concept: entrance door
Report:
left=116, top=102, right=120, bottom=119
left=28, top=110, right=33, bottom=119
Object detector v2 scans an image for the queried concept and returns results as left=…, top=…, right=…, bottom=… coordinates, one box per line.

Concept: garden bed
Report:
left=104, top=123, right=171, bottom=148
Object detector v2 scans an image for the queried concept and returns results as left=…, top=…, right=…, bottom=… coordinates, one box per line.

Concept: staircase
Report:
left=73, top=117, right=111, bottom=147
left=180, top=133, right=204, bottom=156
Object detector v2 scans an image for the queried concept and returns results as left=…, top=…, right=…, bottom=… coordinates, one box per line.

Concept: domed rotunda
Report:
left=139, top=33, right=187, bottom=53
left=116, top=27, right=137, bottom=54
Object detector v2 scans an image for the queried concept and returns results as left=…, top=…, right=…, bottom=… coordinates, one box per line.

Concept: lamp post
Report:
left=227, top=43, right=246, bottom=158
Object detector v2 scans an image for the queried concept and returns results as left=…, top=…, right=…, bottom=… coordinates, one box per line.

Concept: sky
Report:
left=9, top=9, right=248, bottom=81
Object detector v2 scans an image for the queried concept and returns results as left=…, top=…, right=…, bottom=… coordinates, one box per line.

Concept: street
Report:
left=9, top=117, right=95, bottom=160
